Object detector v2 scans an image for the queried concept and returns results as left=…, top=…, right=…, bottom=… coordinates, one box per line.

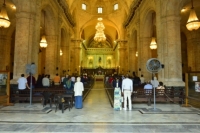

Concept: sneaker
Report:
left=123, top=108, right=127, bottom=110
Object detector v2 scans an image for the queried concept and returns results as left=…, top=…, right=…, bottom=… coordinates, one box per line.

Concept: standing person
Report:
left=151, top=76, right=159, bottom=88
left=140, top=74, right=145, bottom=84
left=17, top=74, right=30, bottom=90
left=74, top=77, right=84, bottom=109
left=27, top=73, right=36, bottom=89
left=122, top=75, right=133, bottom=111
left=42, top=75, right=50, bottom=88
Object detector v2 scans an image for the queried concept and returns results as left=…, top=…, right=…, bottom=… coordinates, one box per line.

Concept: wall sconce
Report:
left=186, top=0, right=200, bottom=31
left=0, top=0, right=11, bottom=28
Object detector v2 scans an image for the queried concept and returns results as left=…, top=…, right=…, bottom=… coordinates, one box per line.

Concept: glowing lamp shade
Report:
left=0, top=3, right=11, bottom=28
left=150, top=37, right=157, bottom=49
left=40, top=35, right=48, bottom=48
left=186, top=8, right=200, bottom=31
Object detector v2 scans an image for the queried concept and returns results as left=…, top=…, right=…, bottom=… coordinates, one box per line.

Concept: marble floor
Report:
left=0, top=81, right=200, bottom=133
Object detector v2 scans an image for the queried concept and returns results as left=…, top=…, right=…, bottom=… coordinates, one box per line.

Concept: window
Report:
left=82, top=3, right=87, bottom=10
left=98, top=7, right=103, bottom=13
left=114, top=4, right=118, bottom=10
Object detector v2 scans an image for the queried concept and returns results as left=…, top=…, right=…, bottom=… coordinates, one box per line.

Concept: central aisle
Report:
left=83, top=81, right=112, bottom=109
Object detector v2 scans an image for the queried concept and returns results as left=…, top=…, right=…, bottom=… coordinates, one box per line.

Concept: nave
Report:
left=0, top=81, right=199, bottom=133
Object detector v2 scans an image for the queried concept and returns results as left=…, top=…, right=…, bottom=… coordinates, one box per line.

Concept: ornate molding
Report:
left=123, top=0, right=143, bottom=28
left=57, top=0, right=75, bottom=27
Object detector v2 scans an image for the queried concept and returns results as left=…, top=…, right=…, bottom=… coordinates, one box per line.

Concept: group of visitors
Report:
left=105, top=73, right=165, bottom=111
left=17, top=73, right=85, bottom=109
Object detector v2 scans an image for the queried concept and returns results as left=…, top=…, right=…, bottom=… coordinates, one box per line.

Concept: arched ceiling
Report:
left=66, top=0, right=135, bottom=48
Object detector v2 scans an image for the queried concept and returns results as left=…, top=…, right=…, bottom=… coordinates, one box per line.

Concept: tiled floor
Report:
left=0, top=81, right=200, bottom=133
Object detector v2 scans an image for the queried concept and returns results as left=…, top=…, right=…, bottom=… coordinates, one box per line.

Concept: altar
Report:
left=95, top=75, right=104, bottom=81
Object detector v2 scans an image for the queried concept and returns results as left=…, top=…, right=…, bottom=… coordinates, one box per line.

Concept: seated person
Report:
left=144, top=81, right=153, bottom=95
left=157, top=81, right=165, bottom=95
left=64, top=76, right=74, bottom=94
left=53, top=74, right=61, bottom=85
left=157, top=82, right=165, bottom=89
left=42, top=75, right=50, bottom=88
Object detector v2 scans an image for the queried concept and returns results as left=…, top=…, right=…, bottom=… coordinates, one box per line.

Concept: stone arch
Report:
left=140, top=7, right=156, bottom=38
left=41, top=4, right=57, bottom=36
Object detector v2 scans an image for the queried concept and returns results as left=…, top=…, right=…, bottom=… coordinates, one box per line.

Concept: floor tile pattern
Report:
left=0, top=81, right=200, bottom=133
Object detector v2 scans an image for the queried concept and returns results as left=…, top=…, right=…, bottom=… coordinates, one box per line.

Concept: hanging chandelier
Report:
left=40, top=11, right=48, bottom=48
left=94, top=18, right=106, bottom=42
left=150, top=37, right=157, bottom=49
left=186, top=0, right=200, bottom=31
left=150, top=13, right=157, bottom=50
left=0, top=0, right=11, bottom=28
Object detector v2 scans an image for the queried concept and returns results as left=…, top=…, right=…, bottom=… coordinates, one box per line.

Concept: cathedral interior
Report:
left=0, top=0, right=199, bottom=85
left=0, top=0, right=200, bottom=132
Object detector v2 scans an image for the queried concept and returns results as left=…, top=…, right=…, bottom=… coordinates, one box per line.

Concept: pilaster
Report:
left=187, top=31, right=200, bottom=71
left=0, top=36, right=12, bottom=71
left=117, top=40, right=127, bottom=74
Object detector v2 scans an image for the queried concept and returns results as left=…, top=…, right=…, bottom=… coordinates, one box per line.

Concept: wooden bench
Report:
left=131, top=86, right=185, bottom=106
left=132, top=89, right=152, bottom=106
left=10, top=79, right=95, bottom=103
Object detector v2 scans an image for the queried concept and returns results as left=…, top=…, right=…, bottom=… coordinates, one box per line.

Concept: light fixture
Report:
left=94, top=18, right=106, bottom=42
left=60, top=49, right=63, bottom=56
left=135, top=51, right=138, bottom=57
left=186, top=0, right=200, bottom=31
left=150, top=13, right=157, bottom=49
left=0, top=0, right=11, bottom=28
left=40, top=11, right=48, bottom=48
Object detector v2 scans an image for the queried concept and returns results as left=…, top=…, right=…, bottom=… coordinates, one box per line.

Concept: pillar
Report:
left=11, top=0, right=40, bottom=83
left=117, top=40, right=127, bottom=74
left=139, top=37, right=152, bottom=80
left=71, top=39, right=82, bottom=75
left=161, top=15, right=185, bottom=86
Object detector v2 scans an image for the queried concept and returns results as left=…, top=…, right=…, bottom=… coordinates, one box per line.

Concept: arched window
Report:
left=82, top=3, right=87, bottom=10
left=114, top=3, right=118, bottom=10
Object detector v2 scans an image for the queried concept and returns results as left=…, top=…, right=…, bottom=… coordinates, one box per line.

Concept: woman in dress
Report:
left=74, top=77, right=84, bottom=109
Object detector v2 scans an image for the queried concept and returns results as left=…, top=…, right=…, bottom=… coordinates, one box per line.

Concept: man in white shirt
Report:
left=151, top=76, right=159, bottom=88
left=42, top=75, right=50, bottom=88
left=17, top=74, right=30, bottom=90
left=122, top=75, right=133, bottom=110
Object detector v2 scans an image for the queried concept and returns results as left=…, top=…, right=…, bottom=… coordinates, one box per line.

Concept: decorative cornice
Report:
left=123, top=0, right=143, bottom=28
left=57, top=0, right=75, bottom=27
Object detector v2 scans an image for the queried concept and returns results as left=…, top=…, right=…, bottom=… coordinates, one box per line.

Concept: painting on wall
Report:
left=88, top=41, right=112, bottom=48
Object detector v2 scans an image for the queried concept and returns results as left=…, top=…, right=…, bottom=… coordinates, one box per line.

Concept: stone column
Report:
left=71, top=39, right=82, bottom=75
left=187, top=31, right=200, bottom=71
left=12, top=1, right=40, bottom=82
left=117, top=40, right=127, bottom=74
left=161, top=16, right=184, bottom=86
left=0, top=35, right=12, bottom=71
left=139, top=37, right=152, bottom=80
left=45, top=35, right=58, bottom=77
left=61, top=30, right=71, bottom=75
